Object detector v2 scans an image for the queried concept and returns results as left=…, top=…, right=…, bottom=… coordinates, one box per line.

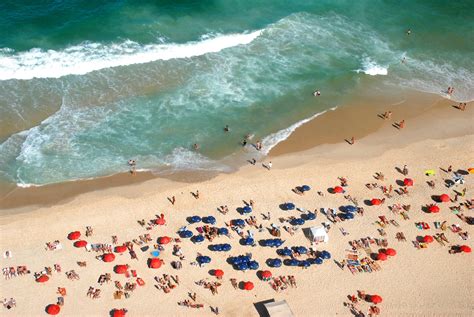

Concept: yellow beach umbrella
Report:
left=468, top=168, right=474, bottom=174
left=424, top=169, right=435, bottom=176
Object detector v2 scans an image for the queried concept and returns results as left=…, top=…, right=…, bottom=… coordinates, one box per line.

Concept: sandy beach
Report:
left=1, top=92, right=473, bottom=316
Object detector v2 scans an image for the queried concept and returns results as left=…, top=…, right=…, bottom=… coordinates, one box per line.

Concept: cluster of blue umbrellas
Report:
left=266, top=258, right=283, bottom=267
left=191, top=235, right=205, bottom=244
left=209, top=243, right=232, bottom=252
left=241, top=237, right=255, bottom=246
left=196, top=255, right=211, bottom=265
left=260, top=239, right=284, bottom=247
left=284, top=258, right=314, bottom=268
left=228, top=255, right=259, bottom=271
left=290, top=218, right=305, bottom=226
left=180, top=230, right=194, bottom=238
left=232, top=219, right=246, bottom=227
left=202, top=216, right=216, bottom=225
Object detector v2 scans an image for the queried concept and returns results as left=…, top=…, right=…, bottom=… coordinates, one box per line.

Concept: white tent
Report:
left=264, top=300, right=294, bottom=317
left=308, top=226, right=329, bottom=243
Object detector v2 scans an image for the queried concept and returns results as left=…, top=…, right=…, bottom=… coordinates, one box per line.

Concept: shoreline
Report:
left=1, top=89, right=472, bottom=213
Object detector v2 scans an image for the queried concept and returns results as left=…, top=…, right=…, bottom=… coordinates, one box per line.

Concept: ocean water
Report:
left=0, top=0, right=473, bottom=186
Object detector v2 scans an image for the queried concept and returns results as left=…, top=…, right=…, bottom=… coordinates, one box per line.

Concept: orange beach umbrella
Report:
left=46, top=304, right=60, bottom=315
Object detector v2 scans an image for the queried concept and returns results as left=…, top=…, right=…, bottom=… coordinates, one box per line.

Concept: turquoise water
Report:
left=0, top=1, right=473, bottom=186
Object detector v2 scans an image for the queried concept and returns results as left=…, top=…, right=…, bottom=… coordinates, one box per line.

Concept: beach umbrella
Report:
left=36, top=274, right=49, bottom=283
left=312, top=257, right=324, bottom=265
left=403, top=178, right=414, bottom=186
left=424, top=169, right=435, bottom=176
left=74, top=240, right=87, bottom=248
left=261, top=270, right=272, bottom=281
left=232, top=219, right=245, bottom=227
left=439, top=194, right=450, bottom=202
left=423, top=235, right=434, bottom=243
left=302, top=185, right=311, bottom=191
left=214, top=269, right=224, bottom=278
left=267, top=258, right=282, bottom=268
left=321, top=250, right=331, bottom=259
left=249, top=260, right=259, bottom=270
left=294, top=246, right=308, bottom=254
left=197, top=256, right=211, bottom=264
left=180, top=230, right=193, bottom=238
left=192, top=235, right=205, bottom=244
left=112, top=309, right=127, bottom=317
left=114, top=245, right=127, bottom=253
left=333, top=186, right=344, bottom=193
left=285, top=203, right=295, bottom=210
left=67, top=231, right=81, bottom=240
left=188, top=216, right=202, bottom=224
left=202, top=216, right=216, bottom=225
left=284, top=259, right=299, bottom=266
left=460, top=245, right=471, bottom=253
left=305, top=212, right=316, bottom=220
left=377, top=252, right=388, bottom=261
left=46, top=304, right=60, bottom=315
left=345, top=205, right=358, bottom=213
left=371, top=198, right=382, bottom=206
left=277, top=247, right=293, bottom=256
left=243, top=281, right=254, bottom=290
left=155, top=217, right=166, bottom=225
left=242, top=237, right=255, bottom=246
left=150, top=250, right=160, bottom=257
left=290, top=218, right=305, bottom=226
left=428, top=205, right=440, bottom=213
left=342, top=213, right=354, bottom=220
left=385, top=248, right=397, bottom=256
left=148, top=258, right=162, bottom=269
left=468, top=168, right=474, bottom=174
left=218, top=227, right=229, bottom=235
left=299, top=260, right=311, bottom=268
left=243, top=206, right=252, bottom=213
left=236, top=262, right=249, bottom=271
left=103, top=253, right=115, bottom=262
left=370, top=295, right=383, bottom=304
left=158, top=236, right=172, bottom=245
left=114, top=265, right=128, bottom=274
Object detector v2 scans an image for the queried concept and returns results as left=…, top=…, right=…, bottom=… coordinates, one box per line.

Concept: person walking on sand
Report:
left=402, top=165, right=408, bottom=176
left=350, top=137, right=355, bottom=145
left=383, top=111, right=392, bottom=119
left=171, top=196, right=176, bottom=205
left=266, top=161, right=272, bottom=170
left=398, top=120, right=405, bottom=129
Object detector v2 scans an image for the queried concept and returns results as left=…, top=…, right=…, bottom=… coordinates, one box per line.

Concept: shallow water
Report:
left=0, top=1, right=473, bottom=186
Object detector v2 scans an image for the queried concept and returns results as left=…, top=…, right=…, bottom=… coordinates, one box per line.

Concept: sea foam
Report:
left=0, top=31, right=262, bottom=80
left=357, top=58, right=388, bottom=76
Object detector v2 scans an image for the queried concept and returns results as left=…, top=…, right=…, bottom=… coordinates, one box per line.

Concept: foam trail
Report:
left=356, top=58, right=388, bottom=76
left=0, top=31, right=262, bottom=80
left=261, top=107, right=337, bottom=155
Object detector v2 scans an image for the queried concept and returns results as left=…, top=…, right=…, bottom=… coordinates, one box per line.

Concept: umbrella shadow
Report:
left=327, top=187, right=335, bottom=194
left=431, top=195, right=446, bottom=203
left=369, top=253, right=379, bottom=261
left=416, top=236, right=425, bottom=243
left=395, top=166, right=405, bottom=175
left=236, top=207, right=245, bottom=215
left=395, top=179, right=405, bottom=186
left=363, top=199, right=372, bottom=206
left=392, top=123, right=401, bottom=130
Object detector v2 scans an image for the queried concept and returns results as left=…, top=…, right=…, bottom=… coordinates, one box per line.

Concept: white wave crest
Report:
left=0, top=31, right=262, bottom=80
left=261, top=107, right=337, bottom=155
left=357, top=58, right=388, bottom=76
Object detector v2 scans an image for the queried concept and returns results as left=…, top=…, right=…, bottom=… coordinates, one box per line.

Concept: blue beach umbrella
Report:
left=235, top=262, right=249, bottom=271
left=284, top=258, right=299, bottom=266
left=342, top=213, right=354, bottom=220
left=291, top=218, right=305, bottom=226
left=321, top=251, right=331, bottom=259
left=267, top=258, right=283, bottom=268
left=180, top=230, right=194, bottom=238
left=241, top=237, right=255, bottom=246
left=192, top=235, right=205, bottom=244
left=314, top=257, right=324, bottom=265
left=277, top=247, right=293, bottom=256
left=286, top=203, right=295, bottom=210
left=248, top=260, right=259, bottom=270
left=150, top=250, right=160, bottom=257
left=293, top=246, right=308, bottom=254
left=232, top=219, right=245, bottom=227
left=305, top=212, right=316, bottom=220
left=243, top=206, right=252, bottom=213
left=221, top=243, right=232, bottom=251
left=302, top=185, right=311, bottom=191
left=218, top=227, right=229, bottom=235
left=202, top=216, right=216, bottom=225
left=188, top=216, right=201, bottom=224
left=344, top=205, right=358, bottom=213
left=197, top=256, right=211, bottom=264
left=299, top=260, right=311, bottom=268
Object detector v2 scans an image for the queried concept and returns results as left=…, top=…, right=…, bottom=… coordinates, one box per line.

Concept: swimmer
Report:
left=224, top=125, right=230, bottom=132
left=313, top=90, right=321, bottom=97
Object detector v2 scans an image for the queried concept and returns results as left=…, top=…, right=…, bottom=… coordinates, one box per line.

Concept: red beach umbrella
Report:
left=370, top=295, right=383, bottom=304
left=148, top=258, right=162, bottom=269
left=403, top=178, right=413, bottom=186
left=74, top=240, right=87, bottom=248
left=439, top=194, right=450, bottom=202
left=112, top=309, right=127, bottom=317
left=114, top=245, right=127, bottom=253
left=114, top=265, right=128, bottom=274
left=103, top=253, right=115, bottom=262
left=67, top=231, right=81, bottom=240
left=385, top=248, right=397, bottom=256
left=36, top=274, right=49, bottom=283
left=460, top=245, right=471, bottom=253
left=261, top=270, right=272, bottom=279
left=158, top=236, right=171, bottom=245
left=423, top=235, right=434, bottom=243
left=371, top=198, right=382, bottom=206
left=243, top=281, right=254, bottom=290
left=377, top=252, right=388, bottom=261
left=428, top=205, right=440, bottom=213
left=155, top=218, right=166, bottom=225
left=214, top=269, right=224, bottom=278
left=333, top=186, right=344, bottom=193
left=46, top=304, right=60, bottom=315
